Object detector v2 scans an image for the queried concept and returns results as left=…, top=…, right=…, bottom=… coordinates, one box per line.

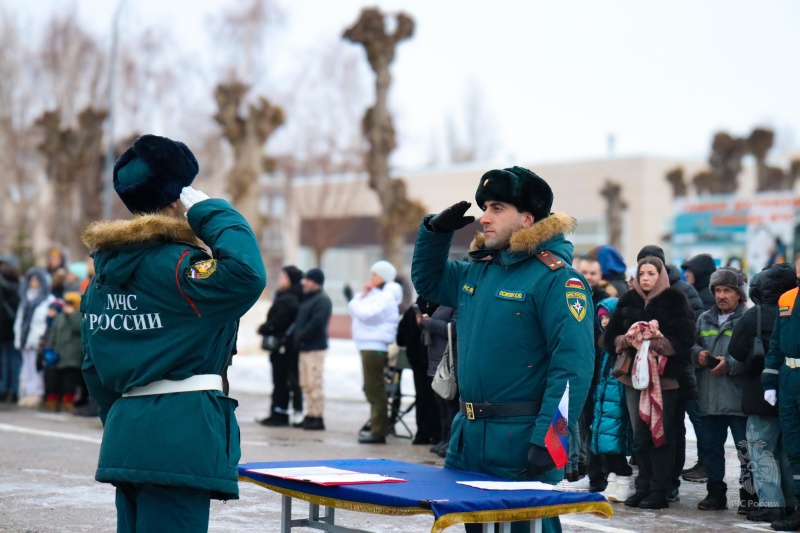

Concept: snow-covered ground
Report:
left=228, top=299, right=416, bottom=402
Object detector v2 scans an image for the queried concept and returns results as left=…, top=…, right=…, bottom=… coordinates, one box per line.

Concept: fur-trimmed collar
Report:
left=81, top=214, right=202, bottom=251
left=469, top=212, right=577, bottom=254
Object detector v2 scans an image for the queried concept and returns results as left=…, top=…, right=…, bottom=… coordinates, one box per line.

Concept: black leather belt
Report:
left=459, top=401, right=541, bottom=420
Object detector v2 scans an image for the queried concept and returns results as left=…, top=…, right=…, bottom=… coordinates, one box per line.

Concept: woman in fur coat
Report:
left=13, top=267, right=56, bottom=407
left=604, top=256, right=695, bottom=510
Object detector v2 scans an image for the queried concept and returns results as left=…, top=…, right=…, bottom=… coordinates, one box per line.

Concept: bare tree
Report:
left=276, top=43, right=370, bottom=267
left=344, top=7, right=427, bottom=267
left=445, top=82, right=498, bottom=164
left=210, top=0, right=283, bottom=85
left=600, top=180, right=627, bottom=251
left=35, top=107, right=108, bottom=258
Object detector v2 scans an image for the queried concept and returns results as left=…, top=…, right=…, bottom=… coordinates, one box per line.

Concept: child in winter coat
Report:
left=42, top=292, right=83, bottom=412
left=14, top=267, right=56, bottom=407
left=588, top=298, right=635, bottom=502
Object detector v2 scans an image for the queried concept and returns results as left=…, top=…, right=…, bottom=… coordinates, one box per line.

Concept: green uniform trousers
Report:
left=115, top=483, right=211, bottom=533
left=361, top=350, right=389, bottom=437
left=779, top=365, right=800, bottom=494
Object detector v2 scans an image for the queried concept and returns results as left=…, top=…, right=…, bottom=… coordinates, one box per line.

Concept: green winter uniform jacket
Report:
left=80, top=199, right=266, bottom=500
left=48, top=311, right=83, bottom=369
left=690, top=303, right=747, bottom=416
left=762, top=287, right=800, bottom=392
left=411, top=212, right=594, bottom=482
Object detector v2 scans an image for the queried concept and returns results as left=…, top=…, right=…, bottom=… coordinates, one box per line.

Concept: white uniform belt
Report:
left=785, top=358, right=800, bottom=369
left=122, top=375, right=223, bottom=397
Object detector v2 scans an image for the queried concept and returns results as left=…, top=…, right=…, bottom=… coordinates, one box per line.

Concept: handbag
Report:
left=432, top=322, right=458, bottom=400
left=752, top=305, right=765, bottom=358
left=261, top=335, right=279, bottom=351
left=632, top=339, right=651, bottom=390
left=611, top=350, right=632, bottom=378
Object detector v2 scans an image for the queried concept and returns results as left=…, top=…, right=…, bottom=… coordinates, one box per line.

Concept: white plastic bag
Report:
left=432, top=322, right=458, bottom=400
left=632, top=340, right=651, bottom=390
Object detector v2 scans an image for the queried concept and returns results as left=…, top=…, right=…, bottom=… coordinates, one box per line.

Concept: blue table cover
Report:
left=239, top=459, right=612, bottom=532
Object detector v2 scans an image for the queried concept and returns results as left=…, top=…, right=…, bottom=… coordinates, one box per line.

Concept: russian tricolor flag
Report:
left=544, top=382, right=569, bottom=469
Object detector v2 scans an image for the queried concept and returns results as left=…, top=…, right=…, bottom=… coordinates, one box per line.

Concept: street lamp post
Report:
left=102, top=0, right=127, bottom=220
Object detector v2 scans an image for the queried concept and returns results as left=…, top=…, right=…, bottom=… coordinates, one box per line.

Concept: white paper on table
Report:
left=245, top=467, right=405, bottom=485
left=457, top=481, right=557, bottom=491
left=246, top=467, right=357, bottom=477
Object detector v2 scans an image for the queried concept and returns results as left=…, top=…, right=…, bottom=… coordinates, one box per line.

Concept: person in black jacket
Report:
left=729, top=263, right=798, bottom=523
left=604, top=257, right=696, bottom=509
left=0, top=254, right=21, bottom=403
left=682, top=254, right=717, bottom=312
left=294, top=268, right=332, bottom=430
left=397, top=296, right=441, bottom=445
left=637, top=245, right=705, bottom=497
left=258, top=266, right=304, bottom=427
left=421, top=303, right=458, bottom=458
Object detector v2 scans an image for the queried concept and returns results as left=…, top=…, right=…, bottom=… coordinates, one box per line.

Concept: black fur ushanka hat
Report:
left=475, top=166, right=553, bottom=220
left=113, top=134, right=199, bottom=214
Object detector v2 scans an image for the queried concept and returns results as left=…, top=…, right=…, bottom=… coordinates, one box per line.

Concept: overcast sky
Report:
left=10, top=0, right=800, bottom=169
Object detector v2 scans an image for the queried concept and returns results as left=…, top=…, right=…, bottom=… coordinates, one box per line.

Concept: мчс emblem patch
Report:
left=187, top=259, right=217, bottom=279
left=565, top=278, right=585, bottom=290
left=566, top=291, right=587, bottom=321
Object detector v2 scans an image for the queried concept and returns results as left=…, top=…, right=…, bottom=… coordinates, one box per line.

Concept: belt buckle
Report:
left=466, top=402, right=475, bottom=420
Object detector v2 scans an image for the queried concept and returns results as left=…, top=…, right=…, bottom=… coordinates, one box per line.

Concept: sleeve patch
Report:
left=187, top=259, right=217, bottom=279
left=566, top=291, right=587, bottom=321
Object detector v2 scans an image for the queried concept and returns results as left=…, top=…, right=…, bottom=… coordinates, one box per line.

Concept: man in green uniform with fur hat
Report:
left=411, top=166, right=595, bottom=532
left=81, top=134, right=266, bottom=532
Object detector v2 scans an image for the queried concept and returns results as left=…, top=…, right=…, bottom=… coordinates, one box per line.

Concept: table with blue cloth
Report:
left=238, top=459, right=612, bottom=533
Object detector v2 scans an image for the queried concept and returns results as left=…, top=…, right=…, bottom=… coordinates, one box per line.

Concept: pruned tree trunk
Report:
left=600, top=180, right=627, bottom=251
left=665, top=167, right=687, bottom=198
left=214, top=81, right=284, bottom=250
left=344, top=8, right=426, bottom=268
left=35, top=106, right=107, bottom=260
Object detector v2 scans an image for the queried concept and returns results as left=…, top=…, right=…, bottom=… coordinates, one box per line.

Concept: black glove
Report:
left=428, top=201, right=475, bottom=233
left=526, top=444, right=556, bottom=478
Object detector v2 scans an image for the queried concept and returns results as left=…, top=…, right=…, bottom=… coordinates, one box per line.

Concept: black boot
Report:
left=639, top=489, right=669, bottom=510
left=259, top=413, right=289, bottom=427
left=698, top=480, right=727, bottom=511
left=624, top=491, right=649, bottom=508
left=772, top=506, right=800, bottom=531
left=738, top=487, right=758, bottom=515
left=747, top=507, right=786, bottom=522
left=303, top=417, right=325, bottom=430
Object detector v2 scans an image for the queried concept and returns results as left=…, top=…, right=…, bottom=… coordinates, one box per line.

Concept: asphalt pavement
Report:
left=0, top=390, right=775, bottom=533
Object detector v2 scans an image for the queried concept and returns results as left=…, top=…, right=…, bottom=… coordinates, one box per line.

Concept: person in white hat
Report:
left=348, top=260, right=400, bottom=444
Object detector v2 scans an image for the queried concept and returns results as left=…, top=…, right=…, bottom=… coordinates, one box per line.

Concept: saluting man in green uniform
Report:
left=411, top=166, right=595, bottom=533
left=81, top=134, right=266, bottom=532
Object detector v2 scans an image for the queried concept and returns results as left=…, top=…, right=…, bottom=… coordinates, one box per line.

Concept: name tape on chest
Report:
left=187, top=259, right=217, bottom=279
left=496, top=288, right=527, bottom=302
left=462, top=283, right=475, bottom=296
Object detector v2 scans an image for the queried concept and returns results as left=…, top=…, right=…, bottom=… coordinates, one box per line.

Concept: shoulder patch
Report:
left=187, top=258, right=217, bottom=279
left=565, top=277, right=585, bottom=290
left=536, top=251, right=565, bottom=270
left=566, top=291, right=587, bottom=321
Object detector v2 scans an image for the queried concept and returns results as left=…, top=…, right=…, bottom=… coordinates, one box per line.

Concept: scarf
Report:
left=628, top=320, right=668, bottom=447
